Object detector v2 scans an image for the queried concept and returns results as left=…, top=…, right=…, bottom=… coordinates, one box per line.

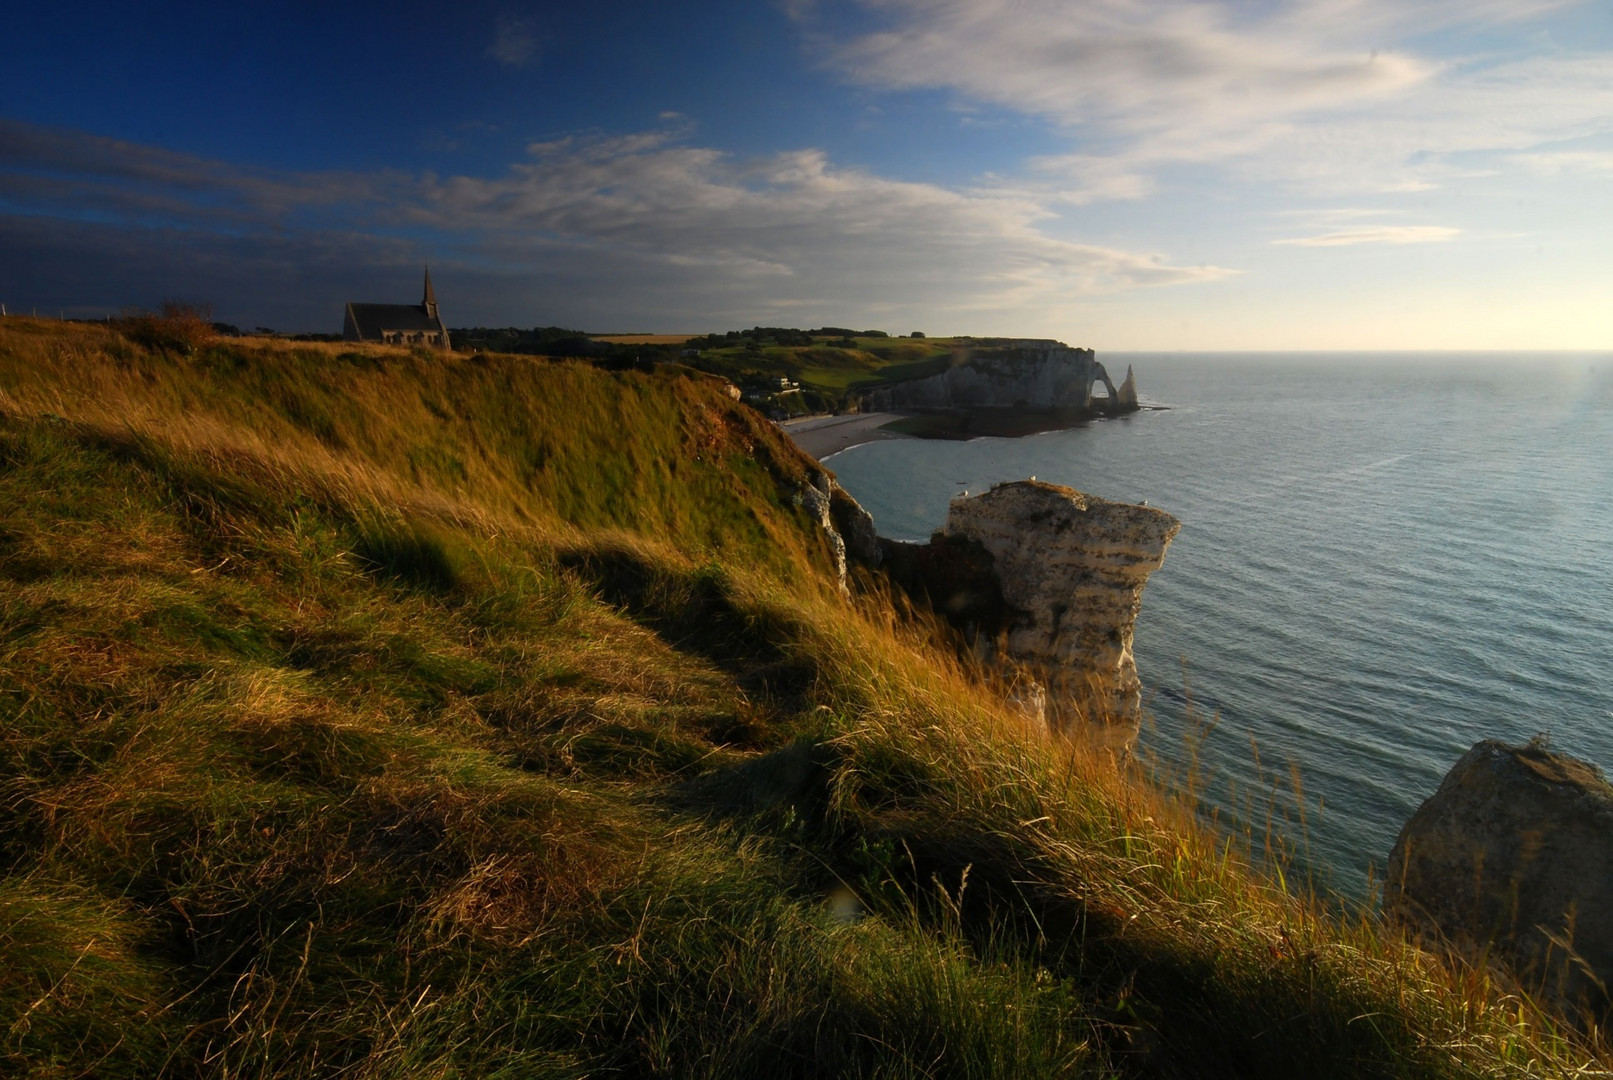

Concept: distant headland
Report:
left=580, top=327, right=1147, bottom=455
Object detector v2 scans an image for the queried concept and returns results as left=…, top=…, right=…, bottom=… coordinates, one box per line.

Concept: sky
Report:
left=1, top=0, right=1610, bottom=348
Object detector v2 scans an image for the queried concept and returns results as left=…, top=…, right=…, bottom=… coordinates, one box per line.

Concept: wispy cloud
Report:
left=0, top=119, right=1234, bottom=329
left=408, top=131, right=1236, bottom=309
left=1509, top=149, right=1613, bottom=175
left=1274, top=226, right=1461, bottom=246
left=827, top=0, right=1434, bottom=136
left=0, top=118, right=391, bottom=217
left=811, top=0, right=1613, bottom=196
left=1278, top=208, right=1409, bottom=222
left=1232, top=54, right=1613, bottom=193
left=488, top=12, right=544, bottom=68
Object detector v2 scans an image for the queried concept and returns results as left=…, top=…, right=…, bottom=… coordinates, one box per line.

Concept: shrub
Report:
left=117, top=300, right=217, bottom=356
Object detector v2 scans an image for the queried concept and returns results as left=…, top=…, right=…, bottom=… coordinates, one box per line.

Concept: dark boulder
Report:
left=1387, top=738, right=1613, bottom=1020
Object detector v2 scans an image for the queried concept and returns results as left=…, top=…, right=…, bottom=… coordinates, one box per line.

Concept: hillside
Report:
left=677, top=328, right=966, bottom=414
left=0, top=318, right=1602, bottom=1078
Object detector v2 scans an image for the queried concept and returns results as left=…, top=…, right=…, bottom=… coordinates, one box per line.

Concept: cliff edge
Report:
left=864, top=340, right=1130, bottom=415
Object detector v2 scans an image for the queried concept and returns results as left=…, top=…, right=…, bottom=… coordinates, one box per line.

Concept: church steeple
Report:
left=422, top=266, right=438, bottom=319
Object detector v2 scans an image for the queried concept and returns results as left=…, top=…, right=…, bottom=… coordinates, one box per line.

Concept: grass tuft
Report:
left=350, top=514, right=469, bottom=595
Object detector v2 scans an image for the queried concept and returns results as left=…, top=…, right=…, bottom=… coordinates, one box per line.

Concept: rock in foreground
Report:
left=1387, top=739, right=1613, bottom=1019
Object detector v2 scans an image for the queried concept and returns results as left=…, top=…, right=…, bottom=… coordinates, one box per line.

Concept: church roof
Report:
left=345, top=302, right=444, bottom=338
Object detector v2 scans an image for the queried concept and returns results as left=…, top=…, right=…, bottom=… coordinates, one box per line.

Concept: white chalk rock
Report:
left=943, top=480, right=1179, bottom=728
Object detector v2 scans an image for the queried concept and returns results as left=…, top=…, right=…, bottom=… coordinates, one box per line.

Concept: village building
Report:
left=342, top=268, right=450, bottom=348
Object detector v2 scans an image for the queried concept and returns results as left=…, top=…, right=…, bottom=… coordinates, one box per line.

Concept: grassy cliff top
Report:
left=0, top=318, right=1601, bottom=1077
left=695, top=335, right=963, bottom=391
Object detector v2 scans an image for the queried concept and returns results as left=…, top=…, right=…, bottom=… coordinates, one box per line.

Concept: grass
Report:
left=0, top=316, right=1606, bottom=1077
left=685, top=335, right=966, bottom=404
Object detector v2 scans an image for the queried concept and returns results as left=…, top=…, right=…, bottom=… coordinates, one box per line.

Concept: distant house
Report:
left=342, top=268, right=450, bottom=348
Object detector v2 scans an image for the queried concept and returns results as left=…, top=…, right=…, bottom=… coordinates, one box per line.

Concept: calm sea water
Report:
left=826, top=353, right=1613, bottom=897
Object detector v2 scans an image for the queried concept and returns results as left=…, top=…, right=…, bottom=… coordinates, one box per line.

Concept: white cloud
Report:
left=1274, top=225, right=1461, bottom=246
left=828, top=0, right=1435, bottom=136
left=814, top=0, right=1613, bottom=196
left=1233, top=54, right=1613, bottom=193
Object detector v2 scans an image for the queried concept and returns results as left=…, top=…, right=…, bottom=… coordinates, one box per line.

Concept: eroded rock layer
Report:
left=801, top=471, right=880, bottom=593
left=1387, top=739, right=1613, bottom=1020
left=942, top=481, right=1179, bottom=729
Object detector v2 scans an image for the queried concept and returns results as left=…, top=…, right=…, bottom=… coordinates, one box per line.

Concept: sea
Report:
left=824, top=353, right=1613, bottom=899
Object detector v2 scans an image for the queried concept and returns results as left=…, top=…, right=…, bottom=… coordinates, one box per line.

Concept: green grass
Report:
left=0, top=317, right=1604, bottom=1077
left=685, top=335, right=964, bottom=404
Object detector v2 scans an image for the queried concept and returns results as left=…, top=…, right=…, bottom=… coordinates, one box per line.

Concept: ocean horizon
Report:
left=826, top=350, right=1613, bottom=898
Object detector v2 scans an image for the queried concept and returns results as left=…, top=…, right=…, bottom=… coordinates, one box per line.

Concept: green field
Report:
left=681, top=332, right=966, bottom=408
left=0, top=317, right=1602, bottom=1077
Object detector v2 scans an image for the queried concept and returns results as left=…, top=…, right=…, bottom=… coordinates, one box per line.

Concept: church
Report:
left=342, top=268, right=451, bottom=348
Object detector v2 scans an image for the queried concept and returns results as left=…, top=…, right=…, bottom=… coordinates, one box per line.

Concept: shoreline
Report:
left=781, top=404, right=1163, bottom=460
left=779, top=412, right=914, bottom=460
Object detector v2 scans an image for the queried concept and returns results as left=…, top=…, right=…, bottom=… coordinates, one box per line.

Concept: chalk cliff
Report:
left=945, top=481, right=1179, bottom=728
left=829, top=481, right=880, bottom=568
left=801, top=472, right=880, bottom=593
left=865, top=341, right=1127, bottom=413
left=1387, top=739, right=1613, bottom=1019
left=879, top=481, right=1178, bottom=745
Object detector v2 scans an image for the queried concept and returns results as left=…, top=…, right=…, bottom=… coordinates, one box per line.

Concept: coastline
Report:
left=782, top=404, right=1157, bottom=460
left=779, top=411, right=914, bottom=459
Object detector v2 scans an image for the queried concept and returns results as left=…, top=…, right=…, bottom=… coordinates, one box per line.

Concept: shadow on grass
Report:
left=558, top=543, right=822, bottom=708
left=672, top=735, right=1482, bottom=1080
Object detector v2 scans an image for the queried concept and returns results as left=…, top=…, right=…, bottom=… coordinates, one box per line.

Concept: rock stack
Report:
left=1387, top=738, right=1613, bottom=1020
left=878, top=480, right=1178, bottom=746
left=942, top=481, right=1179, bottom=729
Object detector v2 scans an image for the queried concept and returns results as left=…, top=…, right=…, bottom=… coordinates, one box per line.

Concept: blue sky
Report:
left=2, top=0, right=1610, bottom=347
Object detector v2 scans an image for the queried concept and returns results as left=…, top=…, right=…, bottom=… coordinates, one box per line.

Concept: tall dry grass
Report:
left=0, top=317, right=1605, bottom=1077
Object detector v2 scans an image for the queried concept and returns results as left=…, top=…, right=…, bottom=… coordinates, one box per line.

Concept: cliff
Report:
left=798, top=470, right=881, bottom=593
left=1387, top=739, right=1613, bottom=1020
left=864, top=340, right=1128, bottom=413
left=878, top=480, right=1180, bottom=746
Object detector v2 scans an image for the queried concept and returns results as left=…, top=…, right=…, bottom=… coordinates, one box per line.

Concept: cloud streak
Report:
left=0, top=119, right=1233, bottom=331
left=1509, top=149, right=1613, bottom=176
left=1274, top=225, right=1461, bottom=246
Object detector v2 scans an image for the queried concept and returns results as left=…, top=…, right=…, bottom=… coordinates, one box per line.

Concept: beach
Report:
left=779, top=412, right=912, bottom=460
